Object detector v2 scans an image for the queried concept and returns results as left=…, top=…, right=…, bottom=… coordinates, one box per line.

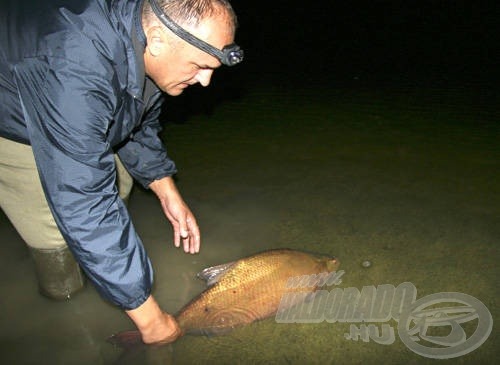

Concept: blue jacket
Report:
left=0, top=0, right=177, bottom=309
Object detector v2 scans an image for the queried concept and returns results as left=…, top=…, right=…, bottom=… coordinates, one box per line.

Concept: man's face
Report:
left=144, top=12, right=234, bottom=96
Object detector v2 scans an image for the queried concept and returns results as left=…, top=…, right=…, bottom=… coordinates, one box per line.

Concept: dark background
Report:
left=233, top=0, right=498, bottom=88
left=166, top=1, right=498, bottom=121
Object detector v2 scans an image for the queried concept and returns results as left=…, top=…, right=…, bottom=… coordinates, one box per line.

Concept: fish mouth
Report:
left=327, top=257, right=340, bottom=271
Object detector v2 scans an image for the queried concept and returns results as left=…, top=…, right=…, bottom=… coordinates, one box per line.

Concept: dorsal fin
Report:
left=196, top=261, right=236, bottom=286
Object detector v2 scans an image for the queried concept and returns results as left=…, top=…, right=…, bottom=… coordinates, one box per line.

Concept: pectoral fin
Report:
left=197, top=261, right=236, bottom=286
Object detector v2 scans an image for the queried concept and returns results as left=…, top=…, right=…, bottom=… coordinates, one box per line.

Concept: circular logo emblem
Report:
left=398, top=292, right=492, bottom=359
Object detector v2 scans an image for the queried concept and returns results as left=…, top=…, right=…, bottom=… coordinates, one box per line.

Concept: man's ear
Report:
left=145, top=26, right=165, bottom=57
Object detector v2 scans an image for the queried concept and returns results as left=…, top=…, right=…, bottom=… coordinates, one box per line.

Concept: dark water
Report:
left=1, top=84, right=497, bottom=364
left=1, top=1, right=499, bottom=364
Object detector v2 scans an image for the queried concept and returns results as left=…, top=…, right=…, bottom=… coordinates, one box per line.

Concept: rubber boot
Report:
left=29, top=246, right=85, bottom=300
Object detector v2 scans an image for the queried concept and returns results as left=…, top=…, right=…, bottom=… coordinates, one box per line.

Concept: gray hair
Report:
left=142, top=0, right=237, bottom=32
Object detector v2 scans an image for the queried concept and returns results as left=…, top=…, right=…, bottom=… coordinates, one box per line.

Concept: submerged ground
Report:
left=0, top=82, right=498, bottom=364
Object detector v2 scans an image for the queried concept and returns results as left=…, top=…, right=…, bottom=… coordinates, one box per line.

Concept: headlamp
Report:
left=148, top=0, right=244, bottom=66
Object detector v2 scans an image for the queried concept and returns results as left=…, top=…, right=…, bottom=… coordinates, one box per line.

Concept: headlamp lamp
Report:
left=148, top=0, right=244, bottom=66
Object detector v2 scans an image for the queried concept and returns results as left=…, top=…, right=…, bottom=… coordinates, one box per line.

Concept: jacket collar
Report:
left=109, top=0, right=148, bottom=99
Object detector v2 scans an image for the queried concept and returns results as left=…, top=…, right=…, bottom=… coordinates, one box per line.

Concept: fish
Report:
left=108, top=248, right=340, bottom=346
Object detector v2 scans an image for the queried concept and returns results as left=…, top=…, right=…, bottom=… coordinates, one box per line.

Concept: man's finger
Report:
left=183, top=236, right=190, bottom=253
left=187, top=218, right=200, bottom=254
left=173, top=227, right=181, bottom=248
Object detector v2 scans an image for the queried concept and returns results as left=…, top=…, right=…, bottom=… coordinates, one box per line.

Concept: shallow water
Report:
left=0, top=85, right=498, bottom=364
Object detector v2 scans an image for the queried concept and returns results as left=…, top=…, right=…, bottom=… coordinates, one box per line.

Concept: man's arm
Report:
left=113, top=78, right=200, bottom=253
left=13, top=57, right=157, bottom=309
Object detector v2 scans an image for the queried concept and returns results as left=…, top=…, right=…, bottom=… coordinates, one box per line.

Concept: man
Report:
left=0, top=0, right=242, bottom=344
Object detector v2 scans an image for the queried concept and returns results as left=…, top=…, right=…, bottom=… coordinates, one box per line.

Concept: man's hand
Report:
left=125, top=295, right=182, bottom=344
left=149, top=176, right=200, bottom=254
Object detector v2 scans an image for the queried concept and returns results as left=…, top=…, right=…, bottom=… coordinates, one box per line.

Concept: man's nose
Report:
left=195, top=69, right=214, bottom=87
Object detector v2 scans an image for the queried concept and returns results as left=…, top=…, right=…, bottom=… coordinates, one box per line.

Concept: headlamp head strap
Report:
left=148, top=0, right=244, bottom=66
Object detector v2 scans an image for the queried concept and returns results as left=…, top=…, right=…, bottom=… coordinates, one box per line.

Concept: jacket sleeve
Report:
left=116, top=82, right=177, bottom=188
left=13, top=56, right=153, bottom=310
